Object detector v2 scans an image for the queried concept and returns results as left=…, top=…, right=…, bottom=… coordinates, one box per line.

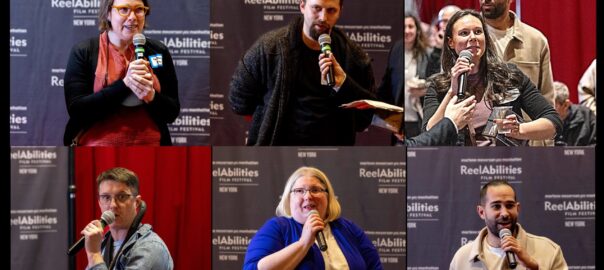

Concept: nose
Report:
left=109, top=197, right=119, bottom=208
left=127, top=10, right=137, bottom=20
left=318, top=9, right=327, bottom=21
left=499, top=208, right=509, bottom=218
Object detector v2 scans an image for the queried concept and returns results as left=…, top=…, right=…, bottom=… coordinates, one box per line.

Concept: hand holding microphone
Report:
left=499, top=228, right=540, bottom=269
left=318, top=34, right=345, bottom=88
left=499, top=228, right=518, bottom=269
left=125, top=33, right=154, bottom=101
left=451, top=50, right=473, bottom=101
left=301, top=210, right=327, bottom=251
left=68, top=211, right=115, bottom=256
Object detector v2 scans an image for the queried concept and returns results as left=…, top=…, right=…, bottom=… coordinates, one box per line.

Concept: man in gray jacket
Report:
left=229, top=0, right=376, bottom=145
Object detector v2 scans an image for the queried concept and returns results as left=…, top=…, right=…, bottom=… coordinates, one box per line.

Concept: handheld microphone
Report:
left=133, top=33, right=146, bottom=60
left=499, top=228, right=518, bottom=269
left=308, top=210, right=328, bottom=251
left=318, top=34, right=335, bottom=87
left=67, top=211, right=115, bottom=256
left=456, top=50, right=473, bottom=101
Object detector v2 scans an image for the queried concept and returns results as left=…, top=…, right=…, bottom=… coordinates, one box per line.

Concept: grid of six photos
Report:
left=9, top=0, right=597, bottom=269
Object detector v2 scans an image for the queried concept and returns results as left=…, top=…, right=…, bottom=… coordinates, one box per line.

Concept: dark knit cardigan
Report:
left=229, top=16, right=376, bottom=145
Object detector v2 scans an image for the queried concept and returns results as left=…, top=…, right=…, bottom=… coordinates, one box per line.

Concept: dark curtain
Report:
left=73, top=146, right=211, bottom=270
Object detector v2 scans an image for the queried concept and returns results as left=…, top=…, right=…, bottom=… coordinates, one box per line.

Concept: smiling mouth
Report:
left=303, top=205, right=316, bottom=211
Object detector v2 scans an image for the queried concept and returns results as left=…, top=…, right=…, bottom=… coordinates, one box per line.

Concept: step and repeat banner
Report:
left=209, top=1, right=403, bottom=145
left=10, top=147, right=69, bottom=269
left=407, top=147, right=595, bottom=269
left=212, top=147, right=406, bottom=269
left=10, top=0, right=210, bottom=145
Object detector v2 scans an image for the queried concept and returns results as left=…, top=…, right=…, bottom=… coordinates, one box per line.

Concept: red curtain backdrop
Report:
left=73, top=146, right=211, bottom=270
left=417, top=0, right=596, bottom=103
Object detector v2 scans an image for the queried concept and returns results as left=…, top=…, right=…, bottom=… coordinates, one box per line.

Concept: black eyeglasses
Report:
left=99, top=193, right=134, bottom=204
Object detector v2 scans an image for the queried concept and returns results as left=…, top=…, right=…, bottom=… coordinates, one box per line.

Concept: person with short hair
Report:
left=80, top=167, right=173, bottom=270
left=553, top=81, right=596, bottom=146
left=229, top=0, right=376, bottom=146
left=449, top=180, right=568, bottom=270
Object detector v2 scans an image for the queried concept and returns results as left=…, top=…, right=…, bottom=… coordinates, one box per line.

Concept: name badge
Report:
left=149, top=54, right=163, bottom=68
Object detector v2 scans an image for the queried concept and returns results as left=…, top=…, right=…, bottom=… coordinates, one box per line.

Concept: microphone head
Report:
left=499, top=228, right=512, bottom=238
left=458, top=50, right=473, bottom=62
left=133, top=33, right=146, bottom=47
left=100, top=211, right=115, bottom=226
left=318, top=34, right=331, bottom=46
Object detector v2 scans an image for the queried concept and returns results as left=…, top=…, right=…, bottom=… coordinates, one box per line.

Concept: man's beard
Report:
left=310, top=23, right=331, bottom=40
left=482, top=3, right=507, bottom=19
left=486, top=217, right=518, bottom=240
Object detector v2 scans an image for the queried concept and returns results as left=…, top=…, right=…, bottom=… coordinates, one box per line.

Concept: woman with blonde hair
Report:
left=244, top=166, right=382, bottom=270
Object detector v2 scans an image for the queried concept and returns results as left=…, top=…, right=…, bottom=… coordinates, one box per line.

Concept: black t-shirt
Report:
left=280, top=45, right=352, bottom=145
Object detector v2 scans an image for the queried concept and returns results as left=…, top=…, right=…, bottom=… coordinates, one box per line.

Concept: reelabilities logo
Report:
left=162, top=37, right=211, bottom=49
left=407, top=202, right=439, bottom=212
left=372, top=237, right=405, bottom=248
left=172, top=115, right=210, bottom=126
left=213, top=167, right=259, bottom=178
left=10, top=215, right=58, bottom=226
left=212, top=235, right=251, bottom=246
left=347, top=32, right=392, bottom=43
left=50, top=0, right=100, bottom=8
left=359, top=168, right=404, bottom=178
left=243, top=0, right=298, bottom=4
left=460, top=165, right=522, bottom=175
left=11, top=150, right=57, bottom=160
left=544, top=201, right=595, bottom=211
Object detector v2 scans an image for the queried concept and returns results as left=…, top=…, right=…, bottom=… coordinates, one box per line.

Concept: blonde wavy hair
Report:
left=275, top=166, right=341, bottom=222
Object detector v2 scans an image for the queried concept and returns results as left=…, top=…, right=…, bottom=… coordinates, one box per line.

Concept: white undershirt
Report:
left=113, top=239, right=123, bottom=257
left=318, top=223, right=349, bottom=270
left=488, top=25, right=514, bottom=57
left=482, top=236, right=507, bottom=269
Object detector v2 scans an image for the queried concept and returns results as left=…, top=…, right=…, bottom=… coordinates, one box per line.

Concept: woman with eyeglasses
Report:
left=243, top=167, right=383, bottom=270
left=63, top=0, right=179, bottom=146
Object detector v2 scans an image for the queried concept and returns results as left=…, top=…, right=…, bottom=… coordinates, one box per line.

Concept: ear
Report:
left=135, top=195, right=142, bottom=208
left=447, top=37, right=454, bottom=50
left=299, top=0, right=305, bottom=13
left=516, top=202, right=520, bottom=214
left=564, top=100, right=572, bottom=109
left=477, top=205, right=486, bottom=219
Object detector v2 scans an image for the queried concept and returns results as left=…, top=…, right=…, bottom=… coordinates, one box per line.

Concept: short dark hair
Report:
left=96, top=167, right=140, bottom=195
left=301, top=0, right=343, bottom=8
left=98, top=0, right=151, bottom=31
left=479, top=180, right=515, bottom=205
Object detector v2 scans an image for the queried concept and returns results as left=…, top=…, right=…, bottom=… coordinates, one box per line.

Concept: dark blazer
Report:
left=555, top=104, right=596, bottom=146
left=63, top=36, right=180, bottom=145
